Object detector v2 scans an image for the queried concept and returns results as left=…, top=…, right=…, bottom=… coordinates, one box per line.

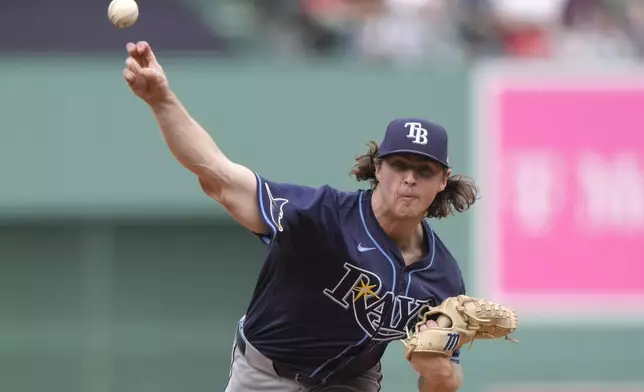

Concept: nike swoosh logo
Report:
left=357, top=243, right=376, bottom=252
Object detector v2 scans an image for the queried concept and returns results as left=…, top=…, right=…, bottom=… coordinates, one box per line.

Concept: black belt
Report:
left=235, top=325, right=327, bottom=387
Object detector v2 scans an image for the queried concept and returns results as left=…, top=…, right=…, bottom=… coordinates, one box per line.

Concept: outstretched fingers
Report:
left=136, top=41, right=158, bottom=67
left=124, top=56, right=141, bottom=82
left=125, top=56, right=142, bottom=73
left=125, top=41, right=158, bottom=68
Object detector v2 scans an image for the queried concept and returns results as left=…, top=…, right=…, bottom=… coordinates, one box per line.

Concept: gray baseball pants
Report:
left=224, top=319, right=383, bottom=392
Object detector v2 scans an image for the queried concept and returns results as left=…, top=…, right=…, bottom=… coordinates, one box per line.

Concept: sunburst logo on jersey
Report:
left=323, top=263, right=433, bottom=342
left=353, top=279, right=380, bottom=302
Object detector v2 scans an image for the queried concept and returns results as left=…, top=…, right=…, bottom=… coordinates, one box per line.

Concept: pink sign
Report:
left=473, top=67, right=644, bottom=322
left=489, top=384, right=644, bottom=392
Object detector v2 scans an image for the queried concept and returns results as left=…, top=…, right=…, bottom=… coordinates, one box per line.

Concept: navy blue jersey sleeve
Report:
left=254, top=173, right=341, bottom=245
left=450, top=277, right=467, bottom=364
left=450, top=350, right=461, bottom=364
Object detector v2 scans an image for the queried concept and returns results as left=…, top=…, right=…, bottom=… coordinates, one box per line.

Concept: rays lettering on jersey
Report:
left=323, top=263, right=435, bottom=341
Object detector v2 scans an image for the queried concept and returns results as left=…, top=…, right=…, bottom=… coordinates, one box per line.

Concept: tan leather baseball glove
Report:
left=401, top=295, right=519, bottom=360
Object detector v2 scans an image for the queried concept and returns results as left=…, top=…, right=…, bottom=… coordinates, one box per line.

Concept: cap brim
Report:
left=378, top=149, right=450, bottom=167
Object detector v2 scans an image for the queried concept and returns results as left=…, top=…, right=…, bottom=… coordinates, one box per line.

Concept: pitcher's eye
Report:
left=392, top=161, right=408, bottom=171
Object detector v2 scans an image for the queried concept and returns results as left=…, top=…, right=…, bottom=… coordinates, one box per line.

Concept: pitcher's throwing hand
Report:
left=122, top=41, right=170, bottom=105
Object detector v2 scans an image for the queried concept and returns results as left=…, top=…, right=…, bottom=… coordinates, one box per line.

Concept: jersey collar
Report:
left=361, top=190, right=435, bottom=270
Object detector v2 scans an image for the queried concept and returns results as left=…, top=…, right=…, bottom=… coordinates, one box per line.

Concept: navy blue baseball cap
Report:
left=377, top=117, right=450, bottom=167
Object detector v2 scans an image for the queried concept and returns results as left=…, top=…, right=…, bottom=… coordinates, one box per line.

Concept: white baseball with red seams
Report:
left=108, top=0, right=139, bottom=28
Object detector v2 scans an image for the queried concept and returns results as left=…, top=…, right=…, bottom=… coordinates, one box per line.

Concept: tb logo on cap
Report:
left=405, top=122, right=428, bottom=145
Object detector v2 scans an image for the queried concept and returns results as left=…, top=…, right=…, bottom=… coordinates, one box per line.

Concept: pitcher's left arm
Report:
left=417, top=360, right=462, bottom=392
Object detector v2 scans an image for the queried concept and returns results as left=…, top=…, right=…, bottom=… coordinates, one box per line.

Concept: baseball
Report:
left=436, top=315, right=452, bottom=328
left=108, top=0, right=139, bottom=28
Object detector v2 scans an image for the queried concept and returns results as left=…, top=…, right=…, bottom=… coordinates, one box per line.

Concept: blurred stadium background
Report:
left=1, top=0, right=644, bottom=391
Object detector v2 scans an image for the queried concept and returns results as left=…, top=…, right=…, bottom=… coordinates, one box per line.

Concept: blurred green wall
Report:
left=0, top=57, right=469, bottom=218
left=1, top=58, right=642, bottom=392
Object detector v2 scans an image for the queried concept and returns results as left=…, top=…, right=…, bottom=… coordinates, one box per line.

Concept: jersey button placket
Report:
left=398, top=275, right=406, bottom=296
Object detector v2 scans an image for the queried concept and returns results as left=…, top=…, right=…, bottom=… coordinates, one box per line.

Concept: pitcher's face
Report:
left=376, top=154, right=449, bottom=218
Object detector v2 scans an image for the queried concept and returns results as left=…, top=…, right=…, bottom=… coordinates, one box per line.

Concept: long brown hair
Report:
left=350, top=141, right=479, bottom=219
